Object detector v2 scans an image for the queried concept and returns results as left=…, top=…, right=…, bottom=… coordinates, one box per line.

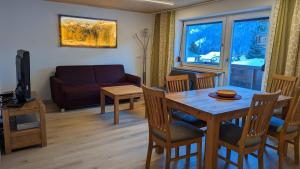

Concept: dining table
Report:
left=165, top=86, right=292, bottom=169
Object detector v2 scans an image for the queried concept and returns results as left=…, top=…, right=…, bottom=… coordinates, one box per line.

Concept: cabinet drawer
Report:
left=11, top=132, right=41, bottom=149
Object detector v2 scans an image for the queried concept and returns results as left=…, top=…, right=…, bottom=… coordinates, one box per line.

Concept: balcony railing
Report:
left=230, top=64, right=263, bottom=91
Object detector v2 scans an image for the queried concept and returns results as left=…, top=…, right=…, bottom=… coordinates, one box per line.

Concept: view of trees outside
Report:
left=185, top=22, right=222, bottom=66
left=230, top=18, right=269, bottom=67
left=184, top=18, right=269, bottom=68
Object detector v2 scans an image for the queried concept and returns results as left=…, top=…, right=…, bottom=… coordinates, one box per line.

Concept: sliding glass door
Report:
left=228, top=17, right=270, bottom=90
left=182, top=10, right=270, bottom=90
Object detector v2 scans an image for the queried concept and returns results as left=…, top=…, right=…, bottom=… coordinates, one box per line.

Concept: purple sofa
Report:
left=50, top=65, right=141, bottom=110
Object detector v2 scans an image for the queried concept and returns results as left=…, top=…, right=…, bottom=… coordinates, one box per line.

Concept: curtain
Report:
left=150, top=11, right=175, bottom=87
left=264, top=0, right=300, bottom=90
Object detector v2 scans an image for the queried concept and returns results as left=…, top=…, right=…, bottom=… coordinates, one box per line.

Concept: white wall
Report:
left=0, top=0, right=154, bottom=100
left=174, top=0, right=276, bottom=65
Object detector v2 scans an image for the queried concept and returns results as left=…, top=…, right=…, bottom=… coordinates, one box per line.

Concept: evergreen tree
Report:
left=189, top=42, right=200, bottom=55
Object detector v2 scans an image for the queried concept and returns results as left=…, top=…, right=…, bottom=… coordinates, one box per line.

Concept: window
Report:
left=183, top=20, right=224, bottom=67
left=180, top=10, right=271, bottom=90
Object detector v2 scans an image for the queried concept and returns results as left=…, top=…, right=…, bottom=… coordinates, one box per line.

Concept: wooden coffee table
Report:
left=100, top=85, right=143, bottom=124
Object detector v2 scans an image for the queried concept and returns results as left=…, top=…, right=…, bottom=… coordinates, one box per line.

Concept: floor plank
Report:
left=1, top=101, right=299, bottom=169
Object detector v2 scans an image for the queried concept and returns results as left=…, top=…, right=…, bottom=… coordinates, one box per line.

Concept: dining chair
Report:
left=195, top=73, right=216, bottom=89
left=268, top=74, right=297, bottom=97
left=266, top=87, right=300, bottom=169
left=166, top=74, right=207, bottom=161
left=166, top=75, right=206, bottom=128
left=268, top=74, right=298, bottom=118
left=166, top=74, right=190, bottom=93
left=218, top=91, right=280, bottom=169
left=142, top=85, right=204, bottom=169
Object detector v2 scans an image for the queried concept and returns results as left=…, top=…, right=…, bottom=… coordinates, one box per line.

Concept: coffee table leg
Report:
left=101, top=92, right=105, bottom=114
left=130, top=98, right=134, bottom=110
left=114, top=97, right=119, bottom=125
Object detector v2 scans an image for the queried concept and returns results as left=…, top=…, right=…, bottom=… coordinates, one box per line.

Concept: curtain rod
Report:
left=151, top=0, right=225, bottom=14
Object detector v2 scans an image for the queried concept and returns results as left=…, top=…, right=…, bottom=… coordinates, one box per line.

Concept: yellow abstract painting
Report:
left=59, top=15, right=117, bottom=48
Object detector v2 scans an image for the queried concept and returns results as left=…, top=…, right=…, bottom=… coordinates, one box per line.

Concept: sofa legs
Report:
left=60, top=108, right=65, bottom=112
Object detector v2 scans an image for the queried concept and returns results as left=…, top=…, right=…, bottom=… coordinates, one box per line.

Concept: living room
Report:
left=1, top=0, right=300, bottom=169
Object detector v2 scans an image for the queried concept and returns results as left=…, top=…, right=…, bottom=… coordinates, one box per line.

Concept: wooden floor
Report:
left=1, top=101, right=299, bottom=169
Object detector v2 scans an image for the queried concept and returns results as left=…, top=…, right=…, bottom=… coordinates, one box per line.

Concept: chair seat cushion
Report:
left=152, top=121, right=204, bottom=143
left=220, top=123, right=261, bottom=147
left=269, top=116, right=299, bottom=133
left=172, top=111, right=207, bottom=128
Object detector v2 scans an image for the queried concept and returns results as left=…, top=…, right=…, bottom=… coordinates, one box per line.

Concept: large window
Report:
left=184, top=21, right=223, bottom=67
left=181, top=10, right=271, bottom=90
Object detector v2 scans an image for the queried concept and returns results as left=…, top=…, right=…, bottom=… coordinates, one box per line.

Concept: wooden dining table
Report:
left=165, top=86, right=291, bottom=169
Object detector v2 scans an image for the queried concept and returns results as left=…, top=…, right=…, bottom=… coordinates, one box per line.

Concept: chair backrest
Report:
left=142, top=85, right=170, bottom=138
left=195, top=73, right=216, bottom=89
left=269, top=74, right=297, bottom=96
left=284, top=87, right=300, bottom=131
left=166, top=75, right=190, bottom=93
left=240, top=91, right=281, bottom=147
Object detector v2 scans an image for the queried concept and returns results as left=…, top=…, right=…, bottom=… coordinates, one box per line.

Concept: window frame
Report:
left=181, top=16, right=227, bottom=71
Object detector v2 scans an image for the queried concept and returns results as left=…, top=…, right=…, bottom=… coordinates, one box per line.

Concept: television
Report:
left=15, top=50, right=34, bottom=103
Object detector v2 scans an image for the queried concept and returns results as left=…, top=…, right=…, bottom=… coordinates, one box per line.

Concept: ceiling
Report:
left=48, top=0, right=215, bottom=13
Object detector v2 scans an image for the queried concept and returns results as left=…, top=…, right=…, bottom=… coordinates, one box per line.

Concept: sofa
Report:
left=50, top=65, right=141, bottom=110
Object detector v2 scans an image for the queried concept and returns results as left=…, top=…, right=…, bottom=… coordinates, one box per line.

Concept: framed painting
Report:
left=59, top=15, right=117, bottom=48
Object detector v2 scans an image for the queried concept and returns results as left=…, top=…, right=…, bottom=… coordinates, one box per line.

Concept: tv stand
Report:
left=1, top=92, right=47, bottom=154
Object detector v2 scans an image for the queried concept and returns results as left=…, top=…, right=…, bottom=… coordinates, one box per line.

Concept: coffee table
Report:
left=100, top=85, right=143, bottom=124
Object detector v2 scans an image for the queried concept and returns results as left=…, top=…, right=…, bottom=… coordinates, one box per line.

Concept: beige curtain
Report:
left=264, top=0, right=300, bottom=89
left=150, top=11, right=175, bottom=87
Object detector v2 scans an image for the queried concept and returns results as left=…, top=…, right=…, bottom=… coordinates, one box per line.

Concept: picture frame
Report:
left=58, top=15, right=117, bottom=48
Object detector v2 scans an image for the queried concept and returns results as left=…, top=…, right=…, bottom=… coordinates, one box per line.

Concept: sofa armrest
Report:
left=124, top=73, right=141, bottom=87
left=50, top=76, right=65, bottom=107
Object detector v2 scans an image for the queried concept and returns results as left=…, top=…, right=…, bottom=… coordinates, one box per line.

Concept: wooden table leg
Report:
left=3, top=110, right=11, bottom=154
left=130, top=98, right=134, bottom=110
left=101, top=91, right=105, bottom=114
left=205, top=117, right=220, bottom=169
left=114, top=97, right=119, bottom=125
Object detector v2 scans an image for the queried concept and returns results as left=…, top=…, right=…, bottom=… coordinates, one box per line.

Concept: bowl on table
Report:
left=216, top=89, right=237, bottom=98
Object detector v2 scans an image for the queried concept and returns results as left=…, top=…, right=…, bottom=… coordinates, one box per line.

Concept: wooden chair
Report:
left=142, top=85, right=204, bottom=169
left=268, top=74, right=297, bottom=97
left=218, top=91, right=280, bottom=169
left=267, top=87, right=300, bottom=169
left=166, top=75, right=190, bottom=93
left=195, top=73, right=216, bottom=89
left=166, top=75, right=206, bottom=128
left=268, top=74, right=298, bottom=118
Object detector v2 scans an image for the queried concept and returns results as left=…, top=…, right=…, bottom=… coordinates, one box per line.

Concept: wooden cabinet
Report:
left=2, top=92, right=47, bottom=154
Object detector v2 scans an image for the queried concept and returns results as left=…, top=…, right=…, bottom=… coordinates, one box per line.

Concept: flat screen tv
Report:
left=15, top=50, right=33, bottom=103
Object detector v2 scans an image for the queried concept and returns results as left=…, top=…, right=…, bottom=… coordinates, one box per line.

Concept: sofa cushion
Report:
left=63, top=84, right=99, bottom=101
left=56, top=66, right=96, bottom=85
left=93, top=65, right=125, bottom=84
